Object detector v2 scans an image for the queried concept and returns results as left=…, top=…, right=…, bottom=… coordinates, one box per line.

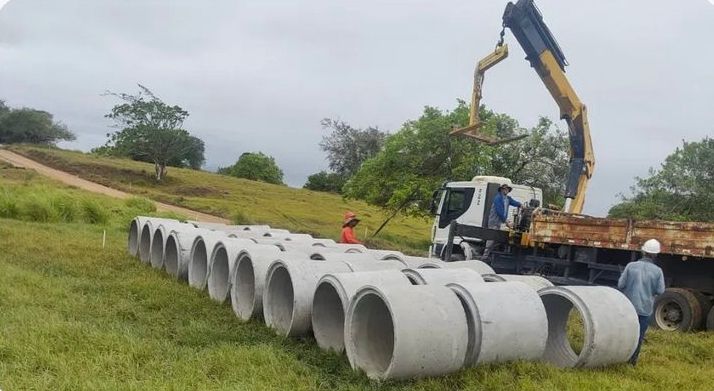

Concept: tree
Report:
left=303, top=171, right=346, bottom=193
left=319, top=118, right=386, bottom=177
left=0, top=102, right=75, bottom=145
left=609, top=137, right=714, bottom=222
left=344, top=101, right=569, bottom=222
left=98, top=85, right=205, bottom=181
left=218, top=152, right=284, bottom=185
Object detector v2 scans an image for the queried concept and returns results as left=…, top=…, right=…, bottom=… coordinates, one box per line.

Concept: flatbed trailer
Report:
left=443, top=209, right=714, bottom=332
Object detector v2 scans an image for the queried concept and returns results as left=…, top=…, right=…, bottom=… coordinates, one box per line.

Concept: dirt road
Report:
left=0, top=149, right=229, bottom=224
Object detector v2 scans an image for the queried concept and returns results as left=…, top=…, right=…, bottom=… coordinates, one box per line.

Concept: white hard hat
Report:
left=641, top=239, right=661, bottom=254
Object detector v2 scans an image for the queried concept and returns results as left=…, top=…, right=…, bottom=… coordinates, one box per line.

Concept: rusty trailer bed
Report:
left=529, top=210, right=714, bottom=258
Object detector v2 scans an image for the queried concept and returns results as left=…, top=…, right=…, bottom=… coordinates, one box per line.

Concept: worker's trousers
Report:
left=629, top=315, right=650, bottom=365
left=482, top=221, right=502, bottom=259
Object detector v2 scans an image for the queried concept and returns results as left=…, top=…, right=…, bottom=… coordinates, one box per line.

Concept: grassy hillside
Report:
left=9, top=145, right=432, bottom=254
left=1, top=165, right=714, bottom=389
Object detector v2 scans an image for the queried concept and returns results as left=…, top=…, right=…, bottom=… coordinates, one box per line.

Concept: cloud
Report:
left=0, top=0, right=713, bottom=216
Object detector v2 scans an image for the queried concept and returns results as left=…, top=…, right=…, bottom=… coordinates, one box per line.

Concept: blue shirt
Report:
left=487, top=192, right=522, bottom=228
left=617, top=257, right=665, bottom=316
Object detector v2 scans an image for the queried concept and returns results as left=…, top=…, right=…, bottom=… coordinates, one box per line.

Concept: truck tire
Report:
left=692, top=291, right=712, bottom=330
left=652, top=288, right=702, bottom=332
left=706, top=306, right=714, bottom=331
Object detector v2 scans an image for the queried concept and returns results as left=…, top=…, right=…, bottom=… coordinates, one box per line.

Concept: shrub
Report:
left=81, top=198, right=109, bottom=225
left=124, top=197, right=156, bottom=213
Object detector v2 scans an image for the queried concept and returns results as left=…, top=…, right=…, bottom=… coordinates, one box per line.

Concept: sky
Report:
left=0, top=0, right=712, bottom=216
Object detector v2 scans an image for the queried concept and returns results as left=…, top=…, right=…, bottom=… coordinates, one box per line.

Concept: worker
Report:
left=618, top=238, right=665, bottom=366
left=340, top=211, right=362, bottom=244
left=482, top=184, right=522, bottom=259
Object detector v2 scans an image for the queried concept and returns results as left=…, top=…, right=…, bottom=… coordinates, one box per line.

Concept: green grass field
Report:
left=2, top=161, right=714, bottom=390
left=9, top=145, right=432, bottom=254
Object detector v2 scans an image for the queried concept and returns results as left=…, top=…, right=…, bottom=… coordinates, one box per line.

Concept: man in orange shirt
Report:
left=340, top=211, right=362, bottom=244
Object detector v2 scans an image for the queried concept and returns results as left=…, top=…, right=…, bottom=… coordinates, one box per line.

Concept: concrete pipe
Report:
left=308, top=243, right=369, bottom=253
left=538, top=286, right=639, bottom=368
left=207, top=238, right=259, bottom=303
left=367, top=249, right=405, bottom=261
left=483, top=274, right=554, bottom=291
left=150, top=221, right=193, bottom=270
left=128, top=216, right=150, bottom=257
left=397, top=256, right=440, bottom=269
left=186, top=222, right=235, bottom=231
left=263, top=258, right=352, bottom=337
left=312, top=270, right=412, bottom=353
left=311, top=239, right=337, bottom=247
left=344, top=284, right=468, bottom=380
left=258, top=229, right=292, bottom=237
left=164, top=226, right=211, bottom=281
left=188, top=231, right=229, bottom=290
left=447, top=281, right=548, bottom=366
left=402, top=268, right=484, bottom=286
left=230, top=246, right=287, bottom=320
left=421, top=260, right=495, bottom=275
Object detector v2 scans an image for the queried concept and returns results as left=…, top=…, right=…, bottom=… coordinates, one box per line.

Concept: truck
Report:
left=431, top=0, right=714, bottom=333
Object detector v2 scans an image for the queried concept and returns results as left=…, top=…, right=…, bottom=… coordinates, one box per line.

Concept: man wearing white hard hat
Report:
left=618, top=238, right=666, bottom=365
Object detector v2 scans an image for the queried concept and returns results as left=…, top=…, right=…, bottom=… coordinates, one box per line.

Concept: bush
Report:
left=81, top=198, right=109, bottom=225
left=19, top=194, right=59, bottom=223
left=51, top=194, right=79, bottom=222
left=231, top=209, right=254, bottom=225
left=0, top=188, right=19, bottom=219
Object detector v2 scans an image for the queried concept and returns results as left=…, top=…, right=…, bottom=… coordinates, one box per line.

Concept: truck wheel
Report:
left=706, top=307, right=714, bottom=331
left=652, top=288, right=703, bottom=332
left=692, top=291, right=712, bottom=330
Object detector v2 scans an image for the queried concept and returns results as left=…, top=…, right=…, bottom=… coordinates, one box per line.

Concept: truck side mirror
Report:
left=429, top=190, right=441, bottom=215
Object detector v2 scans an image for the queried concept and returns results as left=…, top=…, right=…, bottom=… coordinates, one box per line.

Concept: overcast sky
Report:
left=1, top=0, right=712, bottom=216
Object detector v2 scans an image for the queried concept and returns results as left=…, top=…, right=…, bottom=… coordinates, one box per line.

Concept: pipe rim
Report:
left=538, top=287, right=595, bottom=367
left=446, top=283, right=482, bottom=366
left=188, top=237, right=209, bottom=289
left=231, top=252, right=257, bottom=320
left=400, top=269, right=426, bottom=285
left=208, top=244, right=231, bottom=301
left=345, top=286, right=396, bottom=378
left=138, top=222, right=153, bottom=263
left=312, top=275, right=350, bottom=352
left=263, top=261, right=295, bottom=336
left=150, top=228, right=165, bottom=269
left=128, top=218, right=141, bottom=256
left=164, top=234, right=180, bottom=277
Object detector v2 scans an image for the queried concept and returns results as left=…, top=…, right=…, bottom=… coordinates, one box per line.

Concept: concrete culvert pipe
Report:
left=345, top=284, right=468, bottom=380
left=263, top=258, right=352, bottom=337
left=483, top=274, right=554, bottom=291
left=402, top=268, right=484, bottom=286
left=426, top=260, right=495, bottom=275
left=230, top=246, right=285, bottom=320
left=396, top=256, right=438, bottom=268
left=207, top=238, right=258, bottom=303
left=150, top=222, right=192, bottom=270
left=367, top=250, right=405, bottom=261
left=164, top=227, right=210, bottom=281
left=188, top=231, right=229, bottom=290
left=309, top=243, right=369, bottom=253
left=311, top=239, right=336, bottom=247
left=447, top=281, right=547, bottom=366
left=128, top=216, right=150, bottom=257
left=312, top=270, right=411, bottom=353
left=538, top=285, right=639, bottom=368
left=138, top=220, right=157, bottom=264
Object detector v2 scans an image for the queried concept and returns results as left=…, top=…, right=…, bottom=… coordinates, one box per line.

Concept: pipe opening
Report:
left=541, top=294, right=582, bottom=365
left=312, top=281, right=345, bottom=351
left=350, top=292, right=395, bottom=375
left=209, top=246, right=230, bottom=300
left=190, top=240, right=208, bottom=287
left=233, top=255, right=256, bottom=319
left=310, top=254, right=326, bottom=260
left=128, top=220, right=140, bottom=255
left=139, top=225, right=152, bottom=263
left=451, top=287, right=477, bottom=366
left=150, top=229, right=164, bottom=268
left=164, top=235, right=179, bottom=276
left=265, top=266, right=294, bottom=333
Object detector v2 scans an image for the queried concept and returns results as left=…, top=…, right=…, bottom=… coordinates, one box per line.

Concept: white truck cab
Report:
left=429, top=176, right=543, bottom=259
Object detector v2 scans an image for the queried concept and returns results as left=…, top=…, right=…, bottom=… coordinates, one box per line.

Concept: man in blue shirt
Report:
left=618, top=239, right=666, bottom=365
left=482, top=183, right=522, bottom=259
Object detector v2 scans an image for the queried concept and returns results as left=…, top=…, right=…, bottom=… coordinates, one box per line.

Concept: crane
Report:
left=451, top=0, right=594, bottom=214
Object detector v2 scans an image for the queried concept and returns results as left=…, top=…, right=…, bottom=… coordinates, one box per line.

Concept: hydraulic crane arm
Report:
left=452, top=0, right=594, bottom=214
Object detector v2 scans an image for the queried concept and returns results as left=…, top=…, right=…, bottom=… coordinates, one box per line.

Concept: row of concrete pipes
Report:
left=128, top=216, right=641, bottom=380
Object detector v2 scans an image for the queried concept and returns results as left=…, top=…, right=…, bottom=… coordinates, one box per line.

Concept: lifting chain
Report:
left=496, top=24, right=506, bottom=49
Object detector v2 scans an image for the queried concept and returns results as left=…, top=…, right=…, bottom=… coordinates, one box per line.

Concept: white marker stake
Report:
left=102, top=230, right=106, bottom=248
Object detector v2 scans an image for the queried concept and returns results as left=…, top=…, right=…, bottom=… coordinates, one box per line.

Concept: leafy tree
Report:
left=303, top=171, right=346, bottom=193
left=0, top=102, right=75, bottom=145
left=609, top=137, right=714, bottom=222
left=344, top=101, right=569, bottom=221
left=97, top=85, right=205, bottom=181
left=218, top=152, right=284, bottom=185
left=319, top=118, right=386, bottom=177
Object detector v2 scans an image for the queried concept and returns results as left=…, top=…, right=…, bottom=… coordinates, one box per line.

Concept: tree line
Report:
left=2, top=86, right=711, bottom=223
